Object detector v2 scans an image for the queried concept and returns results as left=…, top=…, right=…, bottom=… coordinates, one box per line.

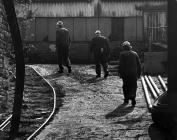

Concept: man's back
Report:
left=119, top=50, right=141, bottom=77
left=90, top=36, right=110, bottom=55
left=56, top=28, right=70, bottom=46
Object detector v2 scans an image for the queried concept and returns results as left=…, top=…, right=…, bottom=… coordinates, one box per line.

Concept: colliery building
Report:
left=16, top=0, right=167, bottom=62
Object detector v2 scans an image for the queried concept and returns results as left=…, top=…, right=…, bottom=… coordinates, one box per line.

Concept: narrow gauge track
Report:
left=141, top=75, right=167, bottom=112
left=0, top=66, right=56, bottom=140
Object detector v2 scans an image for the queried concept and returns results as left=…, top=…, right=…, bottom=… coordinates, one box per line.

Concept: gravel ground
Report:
left=31, top=64, right=165, bottom=140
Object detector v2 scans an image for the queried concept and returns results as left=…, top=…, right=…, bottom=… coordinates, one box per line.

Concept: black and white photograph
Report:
left=1, top=0, right=177, bottom=139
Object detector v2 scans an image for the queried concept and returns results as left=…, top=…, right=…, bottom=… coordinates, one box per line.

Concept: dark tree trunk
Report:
left=2, top=0, right=25, bottom=139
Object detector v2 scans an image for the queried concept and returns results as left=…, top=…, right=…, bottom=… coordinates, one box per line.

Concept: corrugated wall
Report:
left=35, top=18, right=48, bottom=41
left=48, top=18, right=56, bottom=41
left=86, top=18, right=99, bottom=40
left=18, top=3, right=94, bottom=17
left=101, top=1, right=165, bottom=17
left=124, top=17, right=143, bottom=41
left=111, top=18, right=124, bottom=41
left=26, top=17, right=143, bottom=42
left=98, top=18, right=111, bottom=39
left=74, top=18, right=87, bottom=41
left=16, top=0, right=166, bottom=17
left=60, top=18, right=74, bottom=40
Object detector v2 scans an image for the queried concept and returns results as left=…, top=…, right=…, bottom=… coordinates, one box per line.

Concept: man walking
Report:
left=90, top=30, right=110, bottom=78
left=118, top=41, right=141, bottom=106
left=56, top=20, right=72, bottom=73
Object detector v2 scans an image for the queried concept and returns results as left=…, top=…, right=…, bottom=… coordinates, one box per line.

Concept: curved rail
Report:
left=26, top=65, right=56, bottom=140
left=141, top=76, right=152, bottom=111
left=0, top=66, right=57, bottom=140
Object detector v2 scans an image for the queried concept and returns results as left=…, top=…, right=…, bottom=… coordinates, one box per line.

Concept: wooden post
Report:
left=2, top=0, right=25, bottom=139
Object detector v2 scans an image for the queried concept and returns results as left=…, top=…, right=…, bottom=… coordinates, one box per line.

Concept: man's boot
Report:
left=104, top=71, right=109, bottom=78
left=68, top=66, right=72, bottom=73
left=58, top=66, right=63, bottom=73
left=131, top=98, right=136, bottom=106
left=123, top=99, right=129, bottom=104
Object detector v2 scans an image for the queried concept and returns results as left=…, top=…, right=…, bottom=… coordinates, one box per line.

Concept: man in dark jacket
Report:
left=90, top=30, right=110, bottom=78
left=56, top=20, right=71, bottom=73
left=118, top=41, right=141, bottom=106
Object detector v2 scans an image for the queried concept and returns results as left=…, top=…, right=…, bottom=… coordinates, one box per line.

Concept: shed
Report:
left=16, top=0, right=167, bottom=62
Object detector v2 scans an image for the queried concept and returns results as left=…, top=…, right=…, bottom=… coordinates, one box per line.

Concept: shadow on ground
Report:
left=105, top=103, right=135, bottom=119
left=43, top=72, right=64, bottom=79
left=86, top=77, right=105, bottom=83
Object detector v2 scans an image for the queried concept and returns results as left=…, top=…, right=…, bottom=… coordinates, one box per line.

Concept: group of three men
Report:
left=56, top=21, right=141, bottom=106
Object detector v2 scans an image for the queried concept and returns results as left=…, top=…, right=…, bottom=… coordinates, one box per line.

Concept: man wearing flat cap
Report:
left=118, top=41, right=141, bottom=106
left=56, top=20, right=72, bottom=73
left=90, top=30, right=110, bottom=78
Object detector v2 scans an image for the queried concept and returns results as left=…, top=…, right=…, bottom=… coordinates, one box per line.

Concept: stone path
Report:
left=33, top=65, right=152, bottom=140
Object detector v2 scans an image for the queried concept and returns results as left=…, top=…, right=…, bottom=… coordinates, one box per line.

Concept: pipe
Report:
left=158, top=75, right=167, bottom=91
left=144, top=75, right=158, bottom=99
left=148, top=76, right=160, bottom=96
left=141, top=76, right=152, bottom=111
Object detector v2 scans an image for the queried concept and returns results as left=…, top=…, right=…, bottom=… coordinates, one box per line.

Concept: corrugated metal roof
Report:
left=16, top=0, right=167, bottom=17
left=101, top=0, right=166, bottom=2
left=32, top=0, right=92, bottom=2
left=100, top=1, right=167, bottom=17
left=15, top=0, right=92, bottom=4
left=136, top=4, right=167, bottom=11
left=17, top=0, right=166, bottom=3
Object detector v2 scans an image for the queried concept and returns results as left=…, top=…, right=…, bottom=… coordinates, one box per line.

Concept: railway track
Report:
left=0, top=63, right=168, bottom=139
left=0, top=66, right=57, bottom=139
left=141, top=75, right=167, bottom=112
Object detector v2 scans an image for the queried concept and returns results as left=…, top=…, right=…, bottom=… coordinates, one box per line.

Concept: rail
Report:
left=26, top=65, right=56, bottom=140
left=0, top=65, right=57, bottom=140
